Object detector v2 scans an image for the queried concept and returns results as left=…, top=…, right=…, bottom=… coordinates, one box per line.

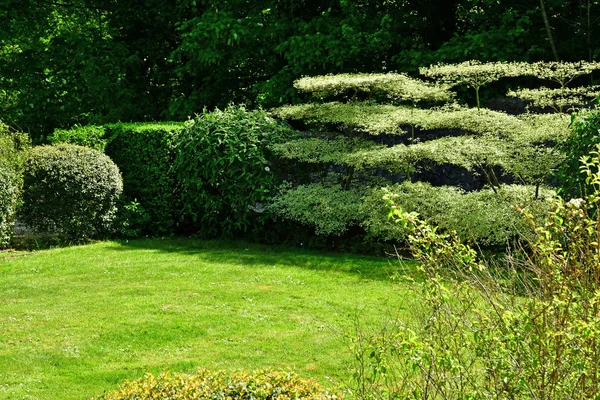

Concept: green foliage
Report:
left=21, top=144, right=123, bottom=240
left=105, top=122, right=184, bottom=235
left=272, top=137, right=384, bottom=165
left=529, top=61, right=600, bottom=87
left=295, top=73, right=454, bottom=104
left=557, top=106, right=600, bottom=198
left=347, top=149, right=600, bottom=399
left=420, top=61, right=531, bottom=108
left=0, top=123, right=30, bottom=248
left=48, top=125, right=107, bottom=151
left=175, top=105, right=295, bottom=236
left=272, top=102, right=570, bottom=142
left=507, top=86, right=600, bottom=113
left=269, top=183, right=364, bottom=236
left=380, top=182, right=553, bottom=246
left=92, top=368, right=335, bottom=400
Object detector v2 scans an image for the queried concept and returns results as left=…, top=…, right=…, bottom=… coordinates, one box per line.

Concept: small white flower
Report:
left=264, top=166, right=270, bottom=172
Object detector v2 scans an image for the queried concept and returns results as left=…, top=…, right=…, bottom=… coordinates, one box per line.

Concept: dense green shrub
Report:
left=175, top=105, right=295, bottom=236
left=105, top=122, right=184, bottom=235
left=92, top=368, right=336, bottom=400
left=0, top=123, right=30, bottom=248
left=47, top=124, right=107, bottom=151
left=21, top=144, right=122, bottom=240
left=557, top=106, right=600, bottom=198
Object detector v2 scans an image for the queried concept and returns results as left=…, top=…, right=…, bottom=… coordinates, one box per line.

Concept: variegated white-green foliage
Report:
left=294, top=73, right=454, bottom=103
left=271, top=137, right=383, bottom=164
left=528, top=61, right=600, bottom=87
left=419, top=60, right=530, bottom=88
left=270, top=182, right=554, bottom=246
left=268, top=183, right=364, bottom=236
left=373, top=182, right=555, bottom=245
left=272, top=134, right=563, bottom=188
left=268, top=62, right=594, bottom=245
left=272, top=102, right=570, bottom=142
left=345, top=136, right=508, bottom=173
left=514, top=113, right=571, bottom=144
left=507, top=86, right=600, bottom=112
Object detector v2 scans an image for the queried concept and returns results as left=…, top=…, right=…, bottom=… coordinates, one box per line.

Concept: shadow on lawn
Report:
left=107, top=237, right=416, bottom=282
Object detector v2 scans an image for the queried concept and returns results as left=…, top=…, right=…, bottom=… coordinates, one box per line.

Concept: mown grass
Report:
left=0, top=238, right=417, bottom=399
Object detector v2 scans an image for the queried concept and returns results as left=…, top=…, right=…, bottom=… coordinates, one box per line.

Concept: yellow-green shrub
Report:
left=92, top=368, right=338, bottom=400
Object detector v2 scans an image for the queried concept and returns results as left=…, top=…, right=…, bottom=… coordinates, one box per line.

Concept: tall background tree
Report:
left=1, top=0, right=598, bottom=139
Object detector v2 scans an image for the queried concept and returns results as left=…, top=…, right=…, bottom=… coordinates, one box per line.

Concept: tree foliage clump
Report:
left=269, top=62, right=596, bottom=248
left=21, top=144, right=123, bottom=240
left=507, top=86, right=600, bottom=113
left=175, top=105, right=295, bottom=236
left=295, top=73, right=454, bottom=104
left=0, top=123, right=30, bottom=248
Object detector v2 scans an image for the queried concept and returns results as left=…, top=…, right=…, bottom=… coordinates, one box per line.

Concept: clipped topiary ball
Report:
left=21, top=144, right=123, bottom=240
left=91, top=368, right=338, bottom=400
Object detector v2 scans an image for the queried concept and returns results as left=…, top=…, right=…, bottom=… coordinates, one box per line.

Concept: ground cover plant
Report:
left=0, top=238, right=414, bottom=399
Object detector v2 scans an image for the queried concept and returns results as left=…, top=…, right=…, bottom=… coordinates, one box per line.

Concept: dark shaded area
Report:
left=104, top=237, right=408, bottom=281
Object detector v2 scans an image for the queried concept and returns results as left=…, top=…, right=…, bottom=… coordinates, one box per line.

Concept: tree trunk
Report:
left=540, top=0, right=560, bottom=61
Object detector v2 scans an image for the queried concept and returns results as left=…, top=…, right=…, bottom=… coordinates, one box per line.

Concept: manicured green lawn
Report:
left=0, top=239, right=416, bottom=399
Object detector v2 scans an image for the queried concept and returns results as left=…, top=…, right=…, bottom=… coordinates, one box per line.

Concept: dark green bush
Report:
left=92, top=368, right=337, bottom=400
left=557, top=106, right=600, bottom=198
left=0, top=123, right=30, bottom=248
left=21, top=144, right=122, bottom=240
left=105, top=122, right=184, bottom=235
left=47, top=124, right=107, bottom=151
left=175, top=105, right=295, bottom=236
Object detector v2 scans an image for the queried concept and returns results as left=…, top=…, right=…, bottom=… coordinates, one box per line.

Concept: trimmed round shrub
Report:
left=92, top=368, right=337, bottom=400
left=21, top=144, right=123, bottom=240
left=175, top=105, right=295, bottom=236
left=0, top=124, right=30, bottom=248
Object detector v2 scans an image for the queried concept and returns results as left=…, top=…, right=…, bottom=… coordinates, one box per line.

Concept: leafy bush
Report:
left=175, top=105, right=295, bottom=236
left=92, top=368, right=337, bottom=400
left=0, top=123, right=30, bottom=248
left=269, top=183, right=364, bottom=236
left=347, top=147, right=600, bottom=399
left=21, top=144, right=122, bottom=240
left=47, top=124, right=107, bottom=151
left=557, top=106, right=600, bottom=198
left=105, top=122, right=184, bottom=235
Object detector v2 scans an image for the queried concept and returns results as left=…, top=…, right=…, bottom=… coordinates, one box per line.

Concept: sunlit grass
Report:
left=0, top=238, right=417, bottom=399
